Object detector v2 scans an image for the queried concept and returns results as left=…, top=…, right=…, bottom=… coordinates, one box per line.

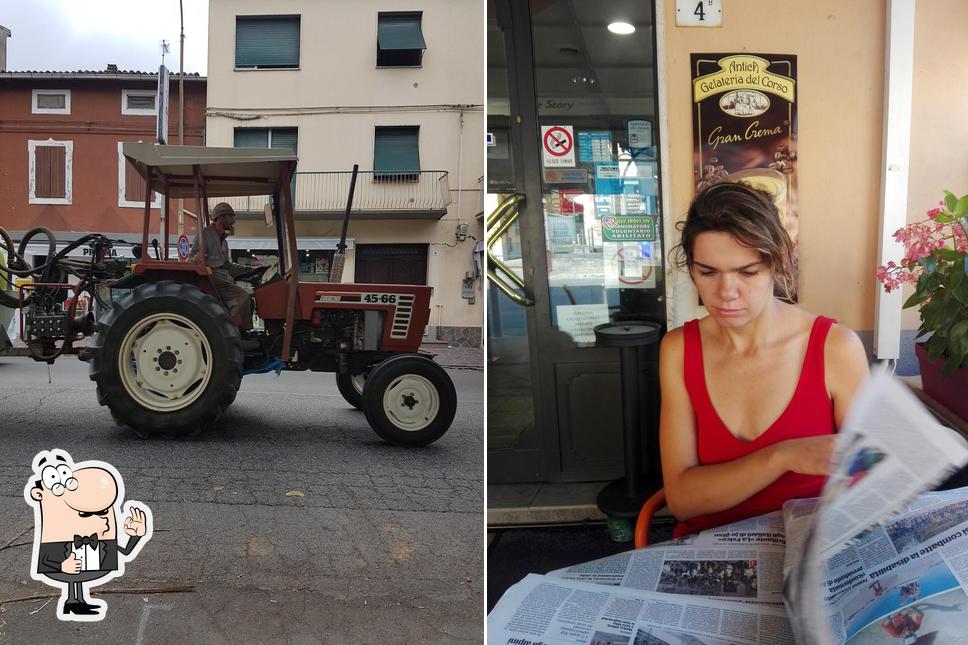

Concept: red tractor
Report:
left=0, top=143, right=457, bottom=445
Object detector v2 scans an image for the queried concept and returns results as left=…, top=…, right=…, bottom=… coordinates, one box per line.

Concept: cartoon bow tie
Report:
left=73, top=534, right=98, bottom=548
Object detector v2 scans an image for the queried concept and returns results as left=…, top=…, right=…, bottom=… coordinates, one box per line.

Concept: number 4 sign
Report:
left=676, top=0, right=722, bottom=27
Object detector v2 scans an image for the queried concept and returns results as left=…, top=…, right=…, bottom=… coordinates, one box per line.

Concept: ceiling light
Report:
left=607, top=22, right=635, bottom=35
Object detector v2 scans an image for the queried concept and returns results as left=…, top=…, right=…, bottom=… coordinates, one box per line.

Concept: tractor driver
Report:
left=190, top=202, right=259, bottom=330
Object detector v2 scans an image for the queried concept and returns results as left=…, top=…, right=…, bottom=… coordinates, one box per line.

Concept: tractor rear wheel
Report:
left=362, top=354, right=457, bottom=446
left=335, top=372, right=367, bottom=410
left=89, top=281, right=243, bottom=436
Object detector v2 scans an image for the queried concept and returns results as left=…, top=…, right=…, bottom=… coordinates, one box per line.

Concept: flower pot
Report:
left=915, top=343, right=968, bottom=423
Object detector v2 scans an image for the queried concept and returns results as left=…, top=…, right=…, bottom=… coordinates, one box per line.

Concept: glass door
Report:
left=488, top=0, right=666, bottom=483
left=486, top=1, right=542, bottom=482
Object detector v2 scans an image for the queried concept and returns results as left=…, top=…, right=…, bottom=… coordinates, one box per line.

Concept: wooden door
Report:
left=354, top=244, right=428, bottom=285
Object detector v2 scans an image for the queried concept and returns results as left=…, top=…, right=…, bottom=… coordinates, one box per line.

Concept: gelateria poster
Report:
left=691, top=53, right=799, bottom=295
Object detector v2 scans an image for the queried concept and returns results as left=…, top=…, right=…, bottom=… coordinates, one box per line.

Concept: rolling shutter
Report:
left=235, top=16, right=300, bottom=68
left=377, top=13, right=426, bottom=51
left=374, top=127, right=420, bottom=174
left=235, top=128, right=298, bottom=198
left=269, top=129, right=298, bottom=154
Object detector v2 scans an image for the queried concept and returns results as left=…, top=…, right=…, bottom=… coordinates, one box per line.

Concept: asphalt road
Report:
left=0, top=355, right=484, bottom=644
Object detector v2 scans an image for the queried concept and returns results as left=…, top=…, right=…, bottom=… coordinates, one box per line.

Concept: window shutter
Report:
left=377, top=13, right=426, bottom=50
left=270, top=129, right=298, bottom=154
left=374, top=128, right=420, bottom=174
left=127, top=94, right=156, bottom=111
left=35, top=146, right=66, bottom=199
left=236, top=16, right=300, bottom=68
left=270, top=129, right=298, bottom=200
left=377, top=13, right=425, bottom=66
left=124, top=159, right=149, bottom=203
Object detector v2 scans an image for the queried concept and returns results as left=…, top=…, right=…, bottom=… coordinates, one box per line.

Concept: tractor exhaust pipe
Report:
left=329, top=164, right=358, bottom=283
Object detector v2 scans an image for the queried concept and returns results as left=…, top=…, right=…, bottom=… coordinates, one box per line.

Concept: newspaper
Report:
left=789, top=369, right=968, bottom=643
left=814, top=493, right=968, bottom=643
left=488, top=573, right=794, bottom=645
left=548, top=513, right=787, bottom=605
left=489, top=370, right=968, bottom=644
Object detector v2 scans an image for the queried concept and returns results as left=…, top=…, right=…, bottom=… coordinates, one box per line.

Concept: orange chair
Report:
left=633, top=488, right=667, bottom=548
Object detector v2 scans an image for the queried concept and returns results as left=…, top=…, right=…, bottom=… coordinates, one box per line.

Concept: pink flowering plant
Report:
left=876, top=190, right=968, bottom=374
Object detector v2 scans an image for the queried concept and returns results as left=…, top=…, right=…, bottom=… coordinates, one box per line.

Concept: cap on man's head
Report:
left=211, top=202, right=235, bottom=220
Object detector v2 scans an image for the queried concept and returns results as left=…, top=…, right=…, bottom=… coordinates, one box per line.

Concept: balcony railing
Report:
left=210, top=170, right=452, bottom=219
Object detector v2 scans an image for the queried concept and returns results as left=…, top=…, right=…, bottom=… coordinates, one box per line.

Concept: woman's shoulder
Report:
left=781, top=305, right=841, bottom=340
left=790, top=305, right=862, bottom=354
left=661, top=324, right=686, bottom=354
left=824, top=321, right=867, bottom=365
left=814, top=317, right=870, bottom=406
left=797, top=310, right=869, bottom=383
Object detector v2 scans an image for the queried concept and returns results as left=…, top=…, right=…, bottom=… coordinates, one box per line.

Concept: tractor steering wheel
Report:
left=236, top=266, right=268, bottom=286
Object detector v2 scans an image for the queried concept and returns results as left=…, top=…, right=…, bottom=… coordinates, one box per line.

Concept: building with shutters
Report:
left=206, top=0, right=484, bottom=347
left=0, top=63, right=206, bottom=262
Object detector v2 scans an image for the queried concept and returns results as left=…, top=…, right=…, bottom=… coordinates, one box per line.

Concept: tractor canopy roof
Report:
left=121, top=142, right=298, bottom=199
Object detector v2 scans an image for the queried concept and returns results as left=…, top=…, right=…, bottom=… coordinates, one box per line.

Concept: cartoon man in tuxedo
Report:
left=24, top=449, right=152, bottom=622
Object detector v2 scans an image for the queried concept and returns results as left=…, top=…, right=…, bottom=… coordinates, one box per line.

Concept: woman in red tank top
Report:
left=660, top=182, right=870, bottom=537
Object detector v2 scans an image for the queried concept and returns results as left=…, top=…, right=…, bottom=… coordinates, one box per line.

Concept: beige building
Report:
left=206, top=0, right=484, bottom=346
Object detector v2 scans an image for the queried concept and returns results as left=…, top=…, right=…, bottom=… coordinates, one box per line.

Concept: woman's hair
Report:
left=670, top=181, right=796, bottom=299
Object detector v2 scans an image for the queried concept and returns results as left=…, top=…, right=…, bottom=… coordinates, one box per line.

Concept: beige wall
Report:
left=207, top=0, right=482, bottom=109
left=207, top=0, right=484, bottom=332
left=206, top=111, right=482, bottom=190
left=902, top=0, right=968, bottom=329
left=662, top=0, right=887, bottom=332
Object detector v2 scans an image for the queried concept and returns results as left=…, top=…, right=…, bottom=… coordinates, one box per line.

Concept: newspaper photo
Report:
left=549, top=513, right=786, bottom=604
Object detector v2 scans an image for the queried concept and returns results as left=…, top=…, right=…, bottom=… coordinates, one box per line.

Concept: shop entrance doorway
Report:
left=487, top=0, right=666, bottom=486
left=355, top=244, right=428, bottom=285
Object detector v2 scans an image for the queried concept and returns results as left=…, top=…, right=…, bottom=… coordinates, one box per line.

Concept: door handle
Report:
left=486, top=194, right=534, bottom=306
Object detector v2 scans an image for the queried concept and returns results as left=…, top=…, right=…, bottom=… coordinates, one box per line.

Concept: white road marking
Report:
left=135, top=604, right=171, bottom=645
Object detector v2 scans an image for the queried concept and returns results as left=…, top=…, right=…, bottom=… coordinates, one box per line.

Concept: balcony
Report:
left=211, top=170, right=452, bottom=219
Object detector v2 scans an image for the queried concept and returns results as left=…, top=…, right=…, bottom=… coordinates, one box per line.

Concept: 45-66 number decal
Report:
left=363, top=293, right=398, bottom=304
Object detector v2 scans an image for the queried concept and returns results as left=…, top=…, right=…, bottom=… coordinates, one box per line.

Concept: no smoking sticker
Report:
left=541, top=125, right=576, bottom=168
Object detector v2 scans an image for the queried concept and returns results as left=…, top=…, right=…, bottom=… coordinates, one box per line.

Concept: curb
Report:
left=436, top=364, right=484, bottom=372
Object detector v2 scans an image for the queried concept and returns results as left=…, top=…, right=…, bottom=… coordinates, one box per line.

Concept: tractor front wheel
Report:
left=335, top=372, right=367, bottom=410
left=89, top=281, right=243, bottom=436
left=362, top=354, right=457, bottom=446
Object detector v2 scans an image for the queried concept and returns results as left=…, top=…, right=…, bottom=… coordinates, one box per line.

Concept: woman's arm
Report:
left=658, top=328, right=835, bottom=520
left=824, top=323, right=871, bottom=428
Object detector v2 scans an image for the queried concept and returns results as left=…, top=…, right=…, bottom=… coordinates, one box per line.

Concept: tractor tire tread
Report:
left=362, top=354, right=457, bottom=447
left=90, top=280, right=242, bottom=437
